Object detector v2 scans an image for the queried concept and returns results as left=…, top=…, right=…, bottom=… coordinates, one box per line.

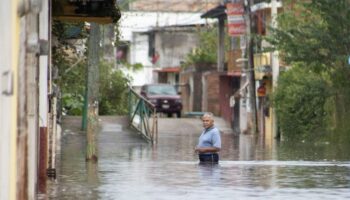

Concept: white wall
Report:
left=0, top=1, right=17, bottom=200
left=155, top=30, right=199, bottom=68
left=119, top=11, right=212, bottom=41
left=122, top=32, right=154, bottom=86
left=119, top=11, right=214, bottom=86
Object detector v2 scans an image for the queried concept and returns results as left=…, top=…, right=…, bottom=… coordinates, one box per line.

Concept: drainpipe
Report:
left=38, top=0, right=50, bottom=194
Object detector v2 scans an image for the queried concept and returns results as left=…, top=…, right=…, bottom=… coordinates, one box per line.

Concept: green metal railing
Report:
left=128, top=86, right=158, bottom=144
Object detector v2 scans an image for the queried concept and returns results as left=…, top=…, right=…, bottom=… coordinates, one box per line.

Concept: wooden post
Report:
left=86, top=23, right=100, bottom=162
left=218, top=18, right=225, bottom=72
left=81, top=90, right=88, bottom=131
left=244, top=0, right=258, bottom=134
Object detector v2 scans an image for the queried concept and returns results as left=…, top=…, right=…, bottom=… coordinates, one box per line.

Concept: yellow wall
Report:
left=254, top=52, right=274, bottom=147
left=10, top=0, right=20, bottom=199
left=264, top=81, right=273, bottom=148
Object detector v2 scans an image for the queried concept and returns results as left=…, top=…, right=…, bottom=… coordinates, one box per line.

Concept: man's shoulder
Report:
left=209, top=126, right=220, bottom=134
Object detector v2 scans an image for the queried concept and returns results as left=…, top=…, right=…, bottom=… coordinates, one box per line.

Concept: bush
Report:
left=99, top=61, right=130, bottom=115
left=57, top=61, right=131, bottom=116
left=182, top=25, right=229, bottom=68
left=273, top=66, right=330, bottom=141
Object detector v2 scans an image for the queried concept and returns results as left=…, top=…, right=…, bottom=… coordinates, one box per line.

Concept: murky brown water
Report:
left=43, top=117, right=350, bottom=200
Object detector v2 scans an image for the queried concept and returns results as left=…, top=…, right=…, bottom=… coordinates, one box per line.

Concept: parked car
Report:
left=140, top=83, right=182, bottom=118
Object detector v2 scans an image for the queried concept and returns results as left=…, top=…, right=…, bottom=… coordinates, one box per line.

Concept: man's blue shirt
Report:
left=197, top=126, right=221, bottom=152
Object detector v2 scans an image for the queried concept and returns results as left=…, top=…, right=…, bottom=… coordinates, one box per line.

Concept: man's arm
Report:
left=194, top=146, right=220, bottom=154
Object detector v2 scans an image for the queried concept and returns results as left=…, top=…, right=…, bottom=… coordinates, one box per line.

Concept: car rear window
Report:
left=147, top=85, right=177, bottom=95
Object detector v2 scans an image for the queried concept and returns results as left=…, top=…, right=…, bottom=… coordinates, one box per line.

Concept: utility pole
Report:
left=86, top=22, right=100, bottom=162
left=271, top=0, right=280, bottom=139
left=244, top=0, right=258, bottom=134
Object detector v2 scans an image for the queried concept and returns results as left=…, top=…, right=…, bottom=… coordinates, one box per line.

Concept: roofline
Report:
left=201, top=2, right=283, bottom=19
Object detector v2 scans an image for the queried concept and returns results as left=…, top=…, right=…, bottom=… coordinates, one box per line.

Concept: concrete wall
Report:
left=0, top=1, right=19, bottom=199
left=129, top=0, right=221, bottom=12
left=0, top=0, right=51, bottom=199
left=155, top=29, right=199, bottom=68
left=180, top=70, right=203, bottom=113
left=125, top=32, right=155, bottom=86
left=19, top=6, right=41, bottom=200
left=180, top=65, right=220, bottom=114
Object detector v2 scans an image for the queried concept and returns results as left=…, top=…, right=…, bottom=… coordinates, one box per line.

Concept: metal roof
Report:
left=201, top=5, right=226, bottom=19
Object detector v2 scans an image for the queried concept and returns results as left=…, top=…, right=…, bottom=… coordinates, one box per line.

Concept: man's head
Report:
left=202, top=112, right=214, bottom=129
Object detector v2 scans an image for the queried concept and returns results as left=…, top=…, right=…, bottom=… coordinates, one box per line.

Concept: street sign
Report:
left=226, top=2, right=246, bottom=37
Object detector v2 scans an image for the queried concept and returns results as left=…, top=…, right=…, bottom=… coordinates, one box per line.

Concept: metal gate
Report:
left=128, top=87, right=158, bottom=144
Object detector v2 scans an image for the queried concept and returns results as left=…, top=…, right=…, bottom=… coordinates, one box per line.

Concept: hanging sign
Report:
left=226, top=2, right=246, bottom=37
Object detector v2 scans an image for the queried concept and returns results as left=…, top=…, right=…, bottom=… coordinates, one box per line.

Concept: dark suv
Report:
left=140, top=84, right=182, bottom=118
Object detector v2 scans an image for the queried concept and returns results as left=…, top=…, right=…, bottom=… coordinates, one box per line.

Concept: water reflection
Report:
left=45, top=118, right=350, bottom=200
left=197, top=163, right=221, bottom=186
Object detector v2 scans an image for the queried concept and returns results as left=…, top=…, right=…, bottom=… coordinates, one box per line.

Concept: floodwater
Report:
left=44, top=116, right=350, bottom=200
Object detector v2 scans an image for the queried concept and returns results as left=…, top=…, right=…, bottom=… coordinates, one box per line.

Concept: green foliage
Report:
left=52, top=20, right=133, bottom=116
left=266, top=0, right=350, bottom=141
left=52, top=20, right=88, bottom=42
left=99, top=61, right=131, bottom=115
left=267, top=0, right=350, bottom=75
left=119, top=62, right=143, bottom=71
left=273, top=66, right=330, bottom=141
left=182, top=26, right=221, bottom=67
left=56, top=59, right=131, bottom=116
left=61, top=93, right=84, bottom=115
left=53, top=46, right=87, bottom=115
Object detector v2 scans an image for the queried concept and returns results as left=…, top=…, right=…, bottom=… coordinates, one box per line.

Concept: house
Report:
left=198, top=0, right=283, bottom=137
left=116, top=0, right=222, bottom=87
left=178, top=3, right=243, bottom=132
left=117, top=11, right=214, bottom=87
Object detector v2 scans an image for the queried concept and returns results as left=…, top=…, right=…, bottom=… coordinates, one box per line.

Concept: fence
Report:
left=128, top=87, right=158, bottom=144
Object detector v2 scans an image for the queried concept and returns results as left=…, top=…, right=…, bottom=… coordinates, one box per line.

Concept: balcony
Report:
left=52, top=0, right=121, bottom=24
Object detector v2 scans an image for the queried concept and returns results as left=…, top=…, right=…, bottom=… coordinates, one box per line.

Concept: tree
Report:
left=52, top=21, right=132, bottom=116
left=273, top=66, right=329, bottom=141
left=268, top=0, right=350, bottom=75
left=182, top=25, right=230, bottom=67
left=267, top=0, right=350, bottom=140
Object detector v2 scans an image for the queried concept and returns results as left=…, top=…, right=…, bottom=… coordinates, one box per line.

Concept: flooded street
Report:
left=45, top=116, right=350, bottom=200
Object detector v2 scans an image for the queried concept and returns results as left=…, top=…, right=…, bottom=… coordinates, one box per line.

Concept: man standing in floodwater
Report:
left=194, top=112, right=222, bottom=164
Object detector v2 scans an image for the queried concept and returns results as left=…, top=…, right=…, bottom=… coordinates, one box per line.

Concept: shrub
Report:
left=273, top=66, right=330, bottom=141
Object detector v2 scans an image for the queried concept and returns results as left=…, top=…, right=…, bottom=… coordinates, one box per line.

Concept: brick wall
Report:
left=203, top=72, right=220, bottom=116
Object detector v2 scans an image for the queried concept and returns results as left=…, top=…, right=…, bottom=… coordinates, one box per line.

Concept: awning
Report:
left=201, top=5, right=226, bottom=19
left=153, top=67, right=181, bottom=73
left=52, top=0, right=121, bottom=24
